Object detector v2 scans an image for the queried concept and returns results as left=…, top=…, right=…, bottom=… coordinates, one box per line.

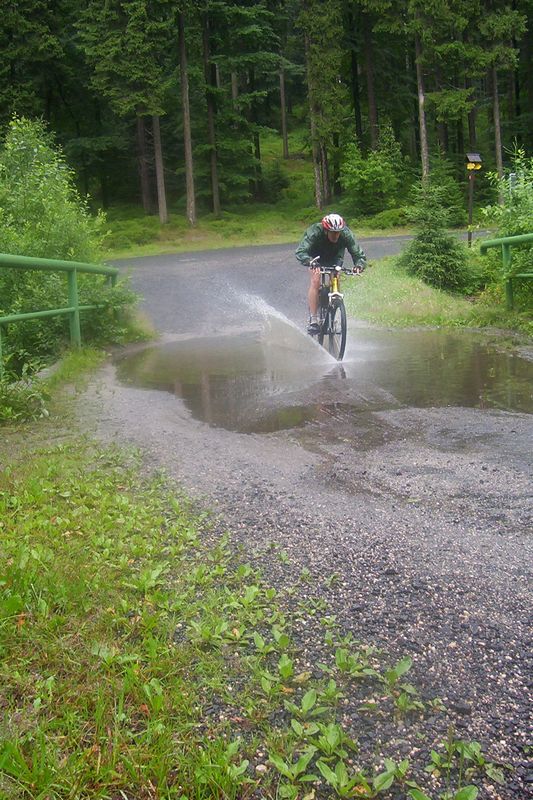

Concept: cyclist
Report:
left=295, top=213, right=366, bottom=334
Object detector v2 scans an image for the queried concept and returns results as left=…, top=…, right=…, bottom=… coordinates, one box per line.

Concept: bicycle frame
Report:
left=315, top=265, right=350, bottom=361
left=320, top=265, right=344, bottom=302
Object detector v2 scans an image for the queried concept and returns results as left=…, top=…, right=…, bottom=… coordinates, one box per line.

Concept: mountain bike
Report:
left=309, top=261, right=357, bottom=361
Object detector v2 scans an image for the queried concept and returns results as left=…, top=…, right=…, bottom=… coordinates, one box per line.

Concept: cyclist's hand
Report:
left=352, top=265, right=365, bottom=274
left=309, top=256, right=321, bottom=268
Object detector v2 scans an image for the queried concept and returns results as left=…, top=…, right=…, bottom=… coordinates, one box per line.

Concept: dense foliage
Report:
left=0, top=118, right=136, bottom=374
left=480, top=148, right=533, bottom=306
left=0, top=0, right=530, bottom=217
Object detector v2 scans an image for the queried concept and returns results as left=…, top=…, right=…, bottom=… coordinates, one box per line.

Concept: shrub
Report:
left=483, top=147, right=533, bottom=239
left=365, top=207, right=408, bottom=228
left=341, top=124, right=408, bottom=216
left=398, top=181, right=469, bottom=292
left=0, top=117, right=106, bottom=261
left=480, top=148, right=533, bottom=309
left=0, top=117, right=137, bottom=373
left=261, top=160, right=290, bottom=203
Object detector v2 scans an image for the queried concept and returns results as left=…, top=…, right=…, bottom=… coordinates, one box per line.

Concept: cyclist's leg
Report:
left=308, top=269, right=320, bottom=317
left=307, top=269, right=321, bottom=333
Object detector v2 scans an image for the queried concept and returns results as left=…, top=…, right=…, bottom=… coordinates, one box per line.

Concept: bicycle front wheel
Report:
left=327, top=299, right=347, bottom=360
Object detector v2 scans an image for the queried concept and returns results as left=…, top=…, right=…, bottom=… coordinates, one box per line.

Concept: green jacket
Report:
left=295, top=222, right=367, bottom=269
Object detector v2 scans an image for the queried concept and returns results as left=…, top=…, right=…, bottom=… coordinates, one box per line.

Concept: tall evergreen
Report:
left=77, top=0, right=173, bottom=217
left=0, top=0, right=529, bottom=217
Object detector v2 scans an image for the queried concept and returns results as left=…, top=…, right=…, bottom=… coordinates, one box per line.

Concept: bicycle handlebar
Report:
left=307, top=260, right=362, bottom=275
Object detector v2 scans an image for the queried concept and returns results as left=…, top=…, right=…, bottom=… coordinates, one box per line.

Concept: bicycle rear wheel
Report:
left=327, top=298, right=347, bottom=360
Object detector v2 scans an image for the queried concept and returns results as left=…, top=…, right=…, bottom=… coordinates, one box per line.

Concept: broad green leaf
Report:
left=373, top=769, right=395, bottom=792
left=301, top=689, right=317, bottom=713
left=268, top=754, right=292, bottom=779
left=316, top=760, right=338, bottom=786
left=291, top=719, right=304, bottom=736
left=454, top=787, right=479, bottom=800
left=408, top=789, right=432, bottom=800
left=394, top=656, right=413, bottom=677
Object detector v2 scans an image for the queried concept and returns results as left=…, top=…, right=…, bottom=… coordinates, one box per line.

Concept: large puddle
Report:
left=114, top=321, right=533, bottom=433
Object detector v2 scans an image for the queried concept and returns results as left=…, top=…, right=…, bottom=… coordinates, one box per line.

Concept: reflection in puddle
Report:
left=115, top=323, right=533, bottom=433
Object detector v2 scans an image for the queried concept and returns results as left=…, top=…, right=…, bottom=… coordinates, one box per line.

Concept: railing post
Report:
left=502, top=244, right=513, bottom=310
left=67, top=268, right=81, bottom=347
left=505, top=277, right=514, bottom=310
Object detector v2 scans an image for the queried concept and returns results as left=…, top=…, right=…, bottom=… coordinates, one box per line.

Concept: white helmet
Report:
left=321, top=213, right=345, bottom=232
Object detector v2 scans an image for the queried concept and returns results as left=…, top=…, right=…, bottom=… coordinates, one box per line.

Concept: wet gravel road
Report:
left=85, top=239, right=532, bottom=798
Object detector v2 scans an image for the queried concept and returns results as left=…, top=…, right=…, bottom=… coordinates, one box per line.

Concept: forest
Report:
left=1, top=0, right=532, bottom=224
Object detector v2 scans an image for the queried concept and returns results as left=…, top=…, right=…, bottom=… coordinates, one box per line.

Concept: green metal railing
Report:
left=0, top=253, right=119, bottom=377
left=479, top=233, right=533, bottom=310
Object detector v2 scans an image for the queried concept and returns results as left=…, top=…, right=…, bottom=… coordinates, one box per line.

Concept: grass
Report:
left=0, top=360, right=506, bottom=800
left=102, top=206, right=412, bottom=261
left=343, top=257, right=533, bottom=336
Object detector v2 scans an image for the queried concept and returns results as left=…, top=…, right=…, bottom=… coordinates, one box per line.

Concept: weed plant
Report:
left=0, top=374, right=49, bottom=422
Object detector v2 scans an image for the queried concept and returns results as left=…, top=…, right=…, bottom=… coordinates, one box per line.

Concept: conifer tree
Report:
left=77, top=0, right=174, bottom=220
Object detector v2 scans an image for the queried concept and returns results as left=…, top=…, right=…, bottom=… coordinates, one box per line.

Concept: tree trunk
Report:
left=178, top=12, right=196, bottom=225
left=279, top=68, right=289, bottom=158
left=202, top=13, right=221, bottom=216
left=525, top=26, right=533, bottom=149
left=467, top=106, right=477, bottom=149
left=332, top=131, right=341, bottom=197
left=350, top=45, right=364, bottom=148
left=152, top=115, right=168, bottom=224
left=435, top=64, right=448, bottom=153
left=414, top=34, right=430, bottom=180
left=311, top=122, right=323, bottom=209
left=456, top=118, right=464, bottom=157
left=491, top=65, right=504, bottom=182
left=231, top=72, right=239, bottom=107
left=304, top=33, right=323, bottom=209
left=466, top=77, right=477, bottom=148
left=406, top=49, right=418, bottom=160
left=347, top=8, right=363, bottom=148
left=249, top=67, right=262, bottom=197
left=320, top=142, right=330, bottom=203
left=136, top=115, right=153, bottom=214
left=363, top=15, right=378, bottom=148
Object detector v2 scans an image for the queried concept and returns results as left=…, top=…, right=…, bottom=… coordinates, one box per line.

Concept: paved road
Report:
left=114, top=235, right=411, bottom=334
left=88, top=237, right=533, bottom=799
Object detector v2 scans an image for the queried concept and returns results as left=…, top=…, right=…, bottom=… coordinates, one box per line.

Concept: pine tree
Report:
left=77, top=0, right=174, bottom=220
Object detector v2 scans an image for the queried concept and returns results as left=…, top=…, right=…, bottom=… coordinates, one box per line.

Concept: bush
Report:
left=0, top=117, right=137, bottom=373
left=260, top=160, right=290, bottom=203
left=483, top=147, right=533, bottom=239
left=341, top=124, right=408, bottom=216
left=398, top=181, right=469, bottom=292
left=365, top=207, right=408, bottom=228
left=480, top=148, right=533, bottom=309
left=0, top=117, right=106, bottom=261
